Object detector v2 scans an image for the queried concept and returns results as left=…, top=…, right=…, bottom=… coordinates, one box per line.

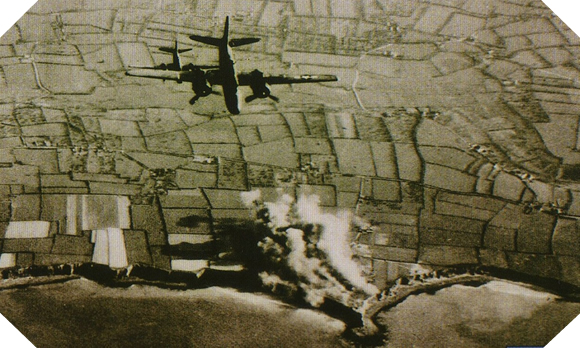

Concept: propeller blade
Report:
left=269, top=95, right=280, bottom=103
left=245, top=95, right=259, bottom=103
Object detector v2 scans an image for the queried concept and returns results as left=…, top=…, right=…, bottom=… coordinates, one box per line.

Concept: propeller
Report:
left=245, top=70, right=280, bottom=103
left=246, top=91, right=279, bottom=103
left=245, top=95, right=259, bottom=103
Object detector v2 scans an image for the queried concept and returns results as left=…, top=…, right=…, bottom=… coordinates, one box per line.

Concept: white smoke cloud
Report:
left=259, top=272, right=298, bottom=293
left=240, top=189, right=262, bottom=207
left=264, top=194, right=295, bottom=229
left=242, top=190, right=379, bottom=309
left=295, top=195, right=379, bottom=297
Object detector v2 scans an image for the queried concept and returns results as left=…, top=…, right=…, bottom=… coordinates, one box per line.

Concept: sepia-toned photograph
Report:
left=0, top=0, right=578, bottom=346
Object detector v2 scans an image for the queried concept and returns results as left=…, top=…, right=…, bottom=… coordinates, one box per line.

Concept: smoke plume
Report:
left=241, top=190, right=379, bottom=309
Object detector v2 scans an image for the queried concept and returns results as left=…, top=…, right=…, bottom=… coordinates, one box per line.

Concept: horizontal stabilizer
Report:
left=189, top=34, right=222, bottom=47
left=229, top=38, right=261, bottom=47
left=158, top=46, right=193, bottom=54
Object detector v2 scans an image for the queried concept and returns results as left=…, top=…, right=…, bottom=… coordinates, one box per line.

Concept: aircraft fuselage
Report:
left=188, top=17, right=263, bottom=114
left=219, top=42, right=241, bottom=115
left=171, top=49, right=182, bottom=71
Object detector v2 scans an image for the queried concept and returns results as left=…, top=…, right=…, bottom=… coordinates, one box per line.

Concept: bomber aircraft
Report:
left=126, top=17, right=338, bottom=114
left=126, top=40, right=220, bottom=104
left=150, top=40, right=219, bottom=72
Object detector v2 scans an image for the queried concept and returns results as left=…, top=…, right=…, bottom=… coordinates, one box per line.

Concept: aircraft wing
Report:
left=264, top=74, right=338, bottom=85
left=127, top=66, right=161, bottom=70
left=125, top=68, right=183, bottom=81
left=181, top=63, right=220, bottom=70
left=237, top=73, right=338, bottom=86
left=128, top=64, right=219, bottom=71
left=205, top=69, right=224, bottom=86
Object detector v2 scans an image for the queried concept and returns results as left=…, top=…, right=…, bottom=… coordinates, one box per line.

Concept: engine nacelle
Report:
left=193, top=80, right=212, bottom=96
left=250, top=83, right=270, bottom=99
left=244, top=69, right=280, bottom=104
left=249, top=69, right=270, bottom=99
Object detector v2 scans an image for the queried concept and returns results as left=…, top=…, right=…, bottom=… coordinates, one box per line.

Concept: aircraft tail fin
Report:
left=189, top=35, right=222, bottom=47
left=189, top=17, right=260, bottom=47
left=229, top=38, right=261, bottom=47
left=223, top=16, right=229, bottom=39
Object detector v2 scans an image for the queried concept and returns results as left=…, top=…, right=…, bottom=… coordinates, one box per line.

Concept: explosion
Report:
left=241, top=190, right=379, bottom=310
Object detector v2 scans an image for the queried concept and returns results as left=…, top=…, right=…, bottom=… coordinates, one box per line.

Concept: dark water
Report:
left=0, top=279, right=348, bottom=348
left=1, top=279, right=579, bottom=348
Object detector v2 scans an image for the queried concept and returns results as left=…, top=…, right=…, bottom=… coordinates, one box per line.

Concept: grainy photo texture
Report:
left=0, top=0, right=578, bottom=347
